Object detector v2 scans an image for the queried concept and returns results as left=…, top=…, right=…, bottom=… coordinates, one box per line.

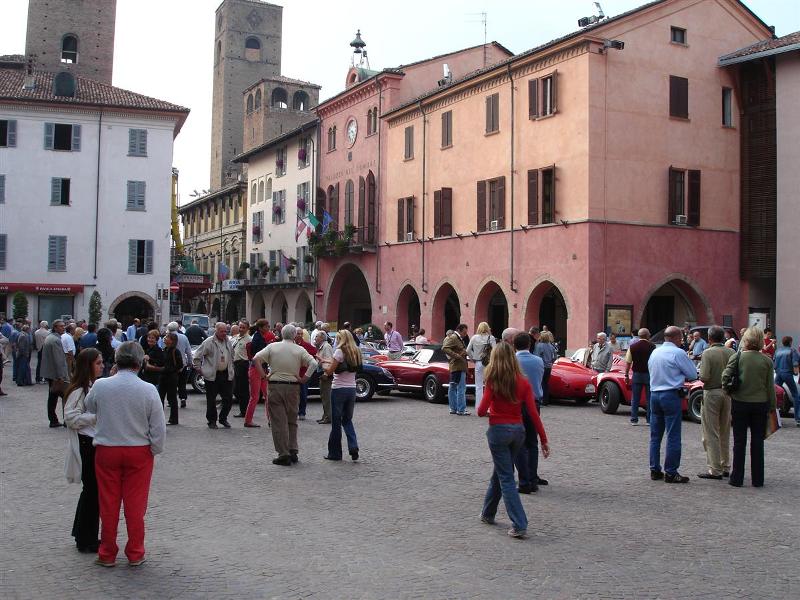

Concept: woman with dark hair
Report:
left=95, top=328, right=116, bottom=378
left=477, top=343, right=549, bottom=539
left=158, top=332, right=183, bottom=425
left=323, top=329, right=363, bottom=461
left=64, top=348, right=104, bottom=553
left=139, top=329, right=164, bottom=388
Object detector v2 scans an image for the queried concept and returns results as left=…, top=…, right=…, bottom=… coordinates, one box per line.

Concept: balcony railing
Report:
left=308, top=226, right=376, bottom=259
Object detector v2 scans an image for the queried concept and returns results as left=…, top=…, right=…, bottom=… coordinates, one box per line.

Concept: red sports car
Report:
left=380, top=346, right=475, bottom=403
left=548, top=350, right=606, bottom=403
left=595, top=369, right=787, bottom=423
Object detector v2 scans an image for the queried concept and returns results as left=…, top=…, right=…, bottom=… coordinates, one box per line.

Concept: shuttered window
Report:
left=0, top=119, right=17, bottom=147
left=722, top=87, right=733, bottom=127
left=441, top=111, right=452, bottom=147
left=528, top=79, right=539, bottom=118
left=329, top=182, right=339, bottom=230
left=404, top=126, right=414, bottom=160
left=527, top=169, right=538, bottom=225
left=344, top=180, right=355, bottom=226
left=687, top=169, right=701, bottom=226
left=45, top=123, right=81, bottom=151
left=668, top=167, right=700, bottom=226
left=366, top=173, right=376, bottom=244
left=476, top=180, right=487, bottom=232
left=541, top=168, right=555, bottom=224
left=128, top=129, right=147, bottom=156
left=357, top=176, right=366, bottom=243
left=126, top=180, right=146, bottom=210
left=541, top=72, right=557, bottom=116
left=397, top=197, right=414, bottom=241
left=485, top=93, right=499, bottom=133
left=433, top=188, right=453, bottom=238
left=668, top=167, right=684, bottom=223
left=0, top=174, right=5, bottom=204
left=0, top=234, right=6, bottom=270
left=477, top=178, right=505, bottom=230
left=128, top=239, right=154, bottom=274
left=669, top=76, right=689, bottom=119
left=48, top=235, right=67, bottom=271
left=50, top=178, right=71, bottom=206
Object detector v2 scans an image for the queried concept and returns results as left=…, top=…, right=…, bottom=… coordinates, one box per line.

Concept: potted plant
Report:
left=344, top=223, right=357, bottom=242
left=303, top=254, right=314, bottom=265
left=323, top=229, right=337, bottom=247
left=297, top=148, right=307, bottom=162
left=259, top=262, right=269, bottom=279
left=236, top=261, right=249, bottom=279
left=296, top=197, right=306, bottom=213
left=334, top=238, right=349, bottom=256
left=269, top=265, right=280, bottom=277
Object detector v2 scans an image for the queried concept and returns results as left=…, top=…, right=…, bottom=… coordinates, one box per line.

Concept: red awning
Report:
left=0, top=283, right=84, bottom=294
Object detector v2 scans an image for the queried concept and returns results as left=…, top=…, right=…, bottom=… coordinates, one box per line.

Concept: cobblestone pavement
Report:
left=1, top=363, right=798, bottom=599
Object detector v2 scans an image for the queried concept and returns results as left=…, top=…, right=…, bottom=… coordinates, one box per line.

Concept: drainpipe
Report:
left=507, top=64, right=517, bottom=293
left=418, top=99, right=427, bottom=293
left=375, top=79, right=384, bottom=295
left=93, top=111, right=103, bottom=279
left=314, top=120, right=322, bottom=320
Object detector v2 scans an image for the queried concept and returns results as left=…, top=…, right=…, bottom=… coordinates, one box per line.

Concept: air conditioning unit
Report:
left=489, top=220, right=500, bottom=231
left=674, top=214, right=688, bottom=225
left=405, top=232, right=414, bottom=242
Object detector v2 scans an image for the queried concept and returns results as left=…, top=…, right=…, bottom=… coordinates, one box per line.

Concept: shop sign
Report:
left=221, top=279, right=241, bottom=292
left=0, top=283, right=83, bottom=294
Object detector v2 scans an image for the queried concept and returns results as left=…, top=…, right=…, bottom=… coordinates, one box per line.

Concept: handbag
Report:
left=479, top=337, right=493, bottom=367
left=765, top=408, right=782, bottom=439
left=723, top=353, right=740, bottom=393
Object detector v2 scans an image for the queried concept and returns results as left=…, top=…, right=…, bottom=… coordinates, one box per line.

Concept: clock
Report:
left=346, top=118, right=358, bottom=147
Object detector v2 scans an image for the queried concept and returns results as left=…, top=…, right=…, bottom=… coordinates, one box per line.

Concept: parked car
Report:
left=380, top=346, right=475, bottom=403
left=549, top=350, right=603, bottom=403
left=306, top=360, right=396, bottom=401
left=595, top=369, right=787, bottom=423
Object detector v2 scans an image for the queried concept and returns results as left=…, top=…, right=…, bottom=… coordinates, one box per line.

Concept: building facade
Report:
left=234, top=120, right=318, bottom=325
left=316, top=0, right=773, bottom=352
left=0, top=65, right=188, bottom=325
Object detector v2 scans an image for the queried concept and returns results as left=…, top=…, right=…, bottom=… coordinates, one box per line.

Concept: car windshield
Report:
left=413, top=349, right=434, bottom=363
left=183, top=315, right=209, bottom=329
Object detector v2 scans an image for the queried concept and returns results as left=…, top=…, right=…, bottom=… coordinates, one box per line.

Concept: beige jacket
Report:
left=193, top=335, right=235, bottom=381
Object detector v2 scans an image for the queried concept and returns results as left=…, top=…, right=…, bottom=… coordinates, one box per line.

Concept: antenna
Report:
left=578, top=2, right=607, bottom=27
left=594, top=2, right=605, bottom=19
left=466, top=12, right=488, bottom=66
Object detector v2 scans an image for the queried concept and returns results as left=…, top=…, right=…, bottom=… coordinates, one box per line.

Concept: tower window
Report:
left=293, top=91, right=309, bottom=111
left=246, top=94, right=254, bottom=113
left=271, top=88, right=288, bottom=109
left=245, top=37, right=261, bottom=50
left=245, top=37, right=261, bottom=61
left=61, top=35, right=78, bottom=64
left=255, top=89, right=262, bottom=109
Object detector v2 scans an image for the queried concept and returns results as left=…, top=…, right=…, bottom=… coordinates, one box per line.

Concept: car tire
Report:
left=355, top=375, right=375, bottom=401
left=599, top=382, right=620, bottom=414
left=687, top=389, right=702, bottom=424
left=191, top=371, right=206, bottom=395
left=424, top=374, right=445, bottom=404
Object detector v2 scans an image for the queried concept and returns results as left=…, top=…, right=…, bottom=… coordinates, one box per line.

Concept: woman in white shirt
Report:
left=323, top=330, right=363, bottom=461
left=64, top=348, right=104, bottom=553
left=467, top=322, right=496, bottom=406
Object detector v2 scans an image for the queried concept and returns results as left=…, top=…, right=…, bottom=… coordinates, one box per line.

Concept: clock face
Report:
left=347, top=119, right=357, bottom=146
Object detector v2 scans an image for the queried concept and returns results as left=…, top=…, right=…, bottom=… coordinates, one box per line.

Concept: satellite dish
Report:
left=443, top=63, right=451, bottom=78
left=53, top=71, right=77, bottom=98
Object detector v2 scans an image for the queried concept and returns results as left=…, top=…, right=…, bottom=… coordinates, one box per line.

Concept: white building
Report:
left=233, top=119, right=317, bottom=325
left=0, top=62, right=189, bottom=325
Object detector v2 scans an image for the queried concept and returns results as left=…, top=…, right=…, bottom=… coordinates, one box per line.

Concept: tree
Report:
left=89, top=291, right=103, bottom=325
left=12, top=292, right=28, bottom=320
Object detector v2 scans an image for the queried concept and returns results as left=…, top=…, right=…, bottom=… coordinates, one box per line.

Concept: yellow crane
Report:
left=171, top=167, right=183, bottom=255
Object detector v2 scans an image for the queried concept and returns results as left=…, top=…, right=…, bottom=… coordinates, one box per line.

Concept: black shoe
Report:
left=207, top=422, right=218, bottom=429
left=180, top=401, right=187, bottom=408
left=728, top=480, right=743, bottom=488
left=664, top=472, right=690, bottom=484
left=324, top=455, right=342, bottom=461
left=536, top=477, right=548, bottom=486
left=167, top=422, right=179, bottom=426
left=290, top=452, right=299, bottom=464
left=518, top=484, right=538, bottom=494
left=219, top=420, right=231, bottom=428
left=272, top=455, right=292, bottom=466
left=233, top=413, right=245, bottom=418
left=722, top=471, right=730, bottom=477
left=49, top=422, right=62, bottom=428
left=350, top=448, right=359, bottom=461
left=650, top=470, right=664, bottom=480
left=244, top=422, right=261, bottom=428
left=697, top=472, right=723, bottom=480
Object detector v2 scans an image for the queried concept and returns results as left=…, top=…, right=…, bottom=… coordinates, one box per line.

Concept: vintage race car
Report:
left=380, top=346, right=475, bottom=403
left=549, top=349, right=603, bottom=403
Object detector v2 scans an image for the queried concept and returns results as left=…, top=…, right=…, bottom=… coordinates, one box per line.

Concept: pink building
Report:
left=315, top=0, right=775, bottom=351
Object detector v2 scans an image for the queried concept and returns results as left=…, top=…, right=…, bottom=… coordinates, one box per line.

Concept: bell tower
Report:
left=25, top=0, right=117, bottom=85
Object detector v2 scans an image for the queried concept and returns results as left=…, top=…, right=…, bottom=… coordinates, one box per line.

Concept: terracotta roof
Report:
left=244, top=74, right=322, bottom=93
left=233, top=118, right=318, bottom=163
left=0, top=67, right=189, bottom=117
left=719, top=30, right=800, bottom=65
left=178, top=181, right=246, bottom=213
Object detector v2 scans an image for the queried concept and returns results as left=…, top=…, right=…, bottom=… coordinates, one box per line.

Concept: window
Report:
left=61, top=34, right=78, bottom=63
left=541, top=73, right=556, bottom=116
left=293, top=91, right=309, bottom=111
left=0, top=119, right=17, bottom=147
left=671, top=27, right=687, bottom=45
left=128, top=239, right=153, bottom=274
left=51, top=178, right=71, bottom=206
left=252, top=211, right=264, bottom=243
left=0, top=174, right=5, bottom=204
left=297, top=181, right=310, bottom=217
left=258, top=180, right=265, bottom=203
left=328, top=126, right=337, bottom=151
left=48, top=235, right=67, bottom=271
left=271, top=88, right=288, bottom=109
left=485, top=93, right=499, bottom=134
left=45, top=123, right=81, bottom=151
left=128, top=129, right=147, bottom=156
left=441, top=110, right=452, bottom=148
left=668, top=167, right=701, bottom=226
left=722, top=87, right=733, bottom=127
left=669, top=75, right=689, bottom=119
left=367, top=109, right=374, bottom=135
left=298, top=136, right=311, bottom=168
left=0, top=234, right=5, bottom=270
left=404, top=126, right=414, bottom=160
left=255, top=88, right=262, bottom=109
left=124, top=180, right=146, bottom=211
left=397, top=197, right=414, bottom=241
left=246, top=94, right=254, bottom=113
left=328, top=183, right=339, bottom=230
left=371, top=106, right=378, bottom=135
left=344, top=180, right=354, bottom=226
left=541, top=168, right=555, bottom=224
left=476, top=177, right=506, bottom=231
left=276, top=147, right=287, bottom=176
left=529, top=73, right=558, bottom=118
left=245, top=37, right=261, bottom=50
left=245, top=37, right=261, bottom=61
left=272, top=189, right=286, bottom=224
left=251, top=182, right=257, bottom=205
left=433, top=188, right=453, bottom=237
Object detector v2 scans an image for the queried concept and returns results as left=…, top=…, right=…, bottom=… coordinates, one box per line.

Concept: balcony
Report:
left=308, top=226, right=376, bottom=259
left=241, top=267, right=315, bottom=291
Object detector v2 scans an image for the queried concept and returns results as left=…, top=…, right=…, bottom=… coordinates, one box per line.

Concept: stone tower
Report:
left=210, top=0, right=283, bottom=190
left=25, top=0, right=117, bottom=84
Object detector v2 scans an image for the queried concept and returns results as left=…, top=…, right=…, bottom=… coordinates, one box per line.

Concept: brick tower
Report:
left=210, top=0, right=283, bottom=190
left=25, top=0, right=117, bottom=84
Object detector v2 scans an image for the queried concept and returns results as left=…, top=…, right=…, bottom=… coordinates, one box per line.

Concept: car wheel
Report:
left=599, top=382, right=620, bottom=414
left=779, top=387, right=793, bottom=418
left=424, top=374, right=445, bottom=404
left=355, top=375, right=375, bottom=401
left=687, top=389, right=702, bottom=424
left=191, top=371, right=206, bottom=394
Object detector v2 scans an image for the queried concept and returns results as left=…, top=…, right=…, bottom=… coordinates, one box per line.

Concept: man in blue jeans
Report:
left=773, top=336, right=800, bottom=426
left=512, top=332, right=546, bottom=493
left=625, top=328, right=655, bottom=425
left=442, top=325, right=469, bottom=415
left=647, top=326, right=698, bottom=483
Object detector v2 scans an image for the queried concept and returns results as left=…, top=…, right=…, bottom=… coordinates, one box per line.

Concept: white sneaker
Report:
left=507, top=528, right=527, bottom=539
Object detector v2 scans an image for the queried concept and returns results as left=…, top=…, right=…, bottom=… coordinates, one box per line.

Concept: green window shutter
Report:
left=128, top=239, right=137, bottom=273
left=51, top=178, right=62, bottom=205
left=0, top=234, right=6, bottom=270
left=127, top=181, right=136, bottom=209
left=44, top=122, right=54, bottom=149
left=137, top=181, right=146, bottom=209
left=7, top=120, right=16, bottom=147
left=138, top=130, right=147, bottom=156
left=128, top=129, right=137, bottom=155
left=0, top=175, right=5, bottom=203
left=144, top=240, right=154, bottom=274
left=71, top=124, right=81, bottom=151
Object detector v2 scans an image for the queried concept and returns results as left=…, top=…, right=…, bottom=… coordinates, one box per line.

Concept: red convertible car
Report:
left=595, top=369, right=787, bottom=423
left=380, top=346, right=475, bottom=403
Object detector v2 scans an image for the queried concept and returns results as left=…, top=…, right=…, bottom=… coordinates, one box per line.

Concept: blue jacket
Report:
left=516, top=350, right=544, bottom=402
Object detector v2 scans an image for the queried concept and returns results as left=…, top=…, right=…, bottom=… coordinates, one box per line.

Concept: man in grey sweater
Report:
left=39, top=319, right=69, bottom=427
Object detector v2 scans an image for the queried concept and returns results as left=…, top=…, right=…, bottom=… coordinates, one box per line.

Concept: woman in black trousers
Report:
left=159, top=332, right=183, bottom=425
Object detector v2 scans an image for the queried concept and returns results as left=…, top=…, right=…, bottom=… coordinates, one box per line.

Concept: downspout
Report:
left=314, top=120, right=322, bottom=319
left=375, top=79, right=384, bottom=295
left=507, top=64, right=516, bottom=293
left=93, top=111, right=103, bottom=279
left=418, top=99, right=427, bottom=293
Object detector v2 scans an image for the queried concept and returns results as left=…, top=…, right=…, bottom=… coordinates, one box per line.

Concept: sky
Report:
left=4, top=0, right=798, bottom=204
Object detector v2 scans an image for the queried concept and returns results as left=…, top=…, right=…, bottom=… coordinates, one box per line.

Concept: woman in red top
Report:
left=477, top=342, right=549, bottom=539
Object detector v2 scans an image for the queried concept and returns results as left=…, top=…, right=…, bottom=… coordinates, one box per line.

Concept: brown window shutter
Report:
left=397, top=198, right=404, bottom=242
left=332, top=182, right=340, bottom=230
left=492, top=94, right=499, bottom=131
left=668, top=167, right=680, bottom=223
left=441, top=187, right=452, bottom=236
left=358, top=176, right=366, bottom=243
left=476, top=180, right=486, bottom=232
left=670, top=76, right=688, bottom=118
left=367, top=173, right=376, bottom=244
left=497, top=176, right=506, bottom=228
left=551, top=70, right=558, bottom=113
left=688, top=169, right=701, bottom=226
left=527, top=169, right=539, bottom=225
left=528, top=79, right=538, bottom=118
left=485, top=96, right=492, bottom=133
left=551, top=166, right=556, bottom=220
left=407, top=197, right=414, bottom=238
left=433, top=189, right=442, bottom=238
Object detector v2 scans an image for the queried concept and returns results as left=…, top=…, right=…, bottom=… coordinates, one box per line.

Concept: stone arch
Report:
left=293, top=91, right=309, bottom=111
left=245, top=36, right=261, bottom=61
left=61, top=33, right=78, bottom=63
left=271, top=87, right=288, bottom=109
left=254, top=88, right=262, bottom=109
left=430, top=279, right=463, bottom=342
left=249, top=291, right=266, bottom=321
left=294, top=291, right=313, bottom=326
left=270, top=291, right=289, bottom=326
left=523, top=277, right=571, bottom=351
left=637, top=273, right=714, bottom=333
left=473, top=279, right=509, bottom=338
left=108, top=291, right=156, bottom=321
left=396, top=283, right=422, bottom=339
left=324, top=262, right=373, bottom=327
left=246, top=93, right=254, bottom=113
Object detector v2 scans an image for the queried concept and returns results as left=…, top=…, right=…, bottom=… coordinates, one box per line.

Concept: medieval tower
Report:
left=25, top=0, right=117, bottom=85
left=210, top=0, right=283, bottom=189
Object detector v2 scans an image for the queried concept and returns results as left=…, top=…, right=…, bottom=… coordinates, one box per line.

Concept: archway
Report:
left=224, top=297, right=239, bottom=323
left=196, top=299, right=207, bottom=314
left=211, top=298, right=221, bottom=319
left=294, top=292, right=313, bottom=326
left=110, top=293, right=155, bottom=328
left=326, top=263, right=372, bottom=328
left=270, top=291, right=289, bottom=326
left=638, top=276, right=712, bottom=334
left=396, top=284, right=421, bottom=339
left=474, top=281, right=508, bottom=338
left=249, top=292, right=266, bottom=322
left=525, top=281, right=569, bottom=353
left=431, top=282, right=461, bottom=342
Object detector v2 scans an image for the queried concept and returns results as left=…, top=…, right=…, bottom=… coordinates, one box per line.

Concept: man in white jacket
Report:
left=193, top=322, right=235, bottom=429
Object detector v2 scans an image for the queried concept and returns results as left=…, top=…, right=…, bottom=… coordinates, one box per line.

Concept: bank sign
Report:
left=221, top=279, right=242, bottom=292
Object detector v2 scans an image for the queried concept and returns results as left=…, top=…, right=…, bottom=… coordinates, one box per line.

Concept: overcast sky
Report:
left=4, top=0, right=798, bottom=203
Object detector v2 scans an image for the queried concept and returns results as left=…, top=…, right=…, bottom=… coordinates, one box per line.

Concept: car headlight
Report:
left=380, top=367, right=393, bottom=379
left=585, top=384, right=596, bottom=393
